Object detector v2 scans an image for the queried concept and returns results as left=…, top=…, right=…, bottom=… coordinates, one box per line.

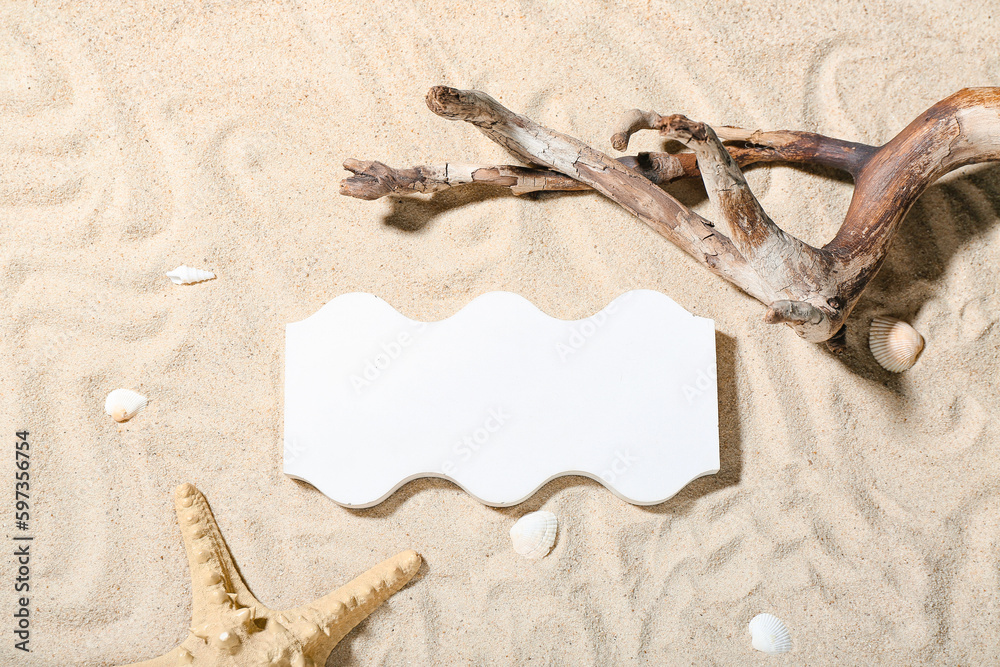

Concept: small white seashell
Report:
left=749, top=613, right=792, bottom=655
left=104, top=389, right=148, bottom=423
left=509, top=510, right=558, bottom=559
left=166, top=265, right=215, bottom=285
left=869, top=316, right=924, bottom=372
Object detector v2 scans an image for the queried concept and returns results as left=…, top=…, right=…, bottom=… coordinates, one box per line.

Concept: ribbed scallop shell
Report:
left=749, top=613, right=791, bottom=655
left=105, top=389, right=148, bottom=422
left=166, top=265, right=215, bottom=285
left=509, top=510, right=558, bottom=559
left=869, top=316, right=924, bottom=372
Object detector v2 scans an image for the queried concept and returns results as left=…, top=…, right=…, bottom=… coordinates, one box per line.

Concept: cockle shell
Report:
left=104, top=388, right=148, bottom=422
left=509, top=510, right=558, bottom=559
left=749, top=613, right=792, bottom=655
left=166, top=264, right=215, bottom=285
left=869, top=316, right=924, bottom=372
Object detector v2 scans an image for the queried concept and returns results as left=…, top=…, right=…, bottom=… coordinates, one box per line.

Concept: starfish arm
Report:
left=119, top=487, right=422, bottom=666
left=121, top=646, right=195, bottom=667
left=282, top=549, right=422, bottom=658
left=173, top=483, right=262, bottom=626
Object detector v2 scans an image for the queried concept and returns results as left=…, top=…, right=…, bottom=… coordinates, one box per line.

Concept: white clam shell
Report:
left=166, top=265, right=215, bottom=285
left=105, top=389, right=148, bottom=423
left=869, top=316, right=924, bottom=372
left=749, top=613, right=792, bottom=655
left=509, top=510, right=558, bottom=559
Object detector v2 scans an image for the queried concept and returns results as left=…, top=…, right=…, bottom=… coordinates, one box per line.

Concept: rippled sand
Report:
left=2, top=2, right=999, bottom=664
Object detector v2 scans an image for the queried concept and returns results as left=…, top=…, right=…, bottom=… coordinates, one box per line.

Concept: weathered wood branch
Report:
left=341, top=158, right=591, bottom=198
left=420, top=86, right=772, bottom=303
left=611, top=110, right=877, bottom=177
left=341, top=86, right=1000, bottom=348
left=341, top=136, right=874, bottom=200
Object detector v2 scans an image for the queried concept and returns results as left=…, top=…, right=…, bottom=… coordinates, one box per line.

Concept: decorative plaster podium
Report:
left=284, top=291, right=719, bottom=507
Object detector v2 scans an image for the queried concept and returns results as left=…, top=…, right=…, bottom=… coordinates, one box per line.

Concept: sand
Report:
left=2, top=1, right=1000, bottom=664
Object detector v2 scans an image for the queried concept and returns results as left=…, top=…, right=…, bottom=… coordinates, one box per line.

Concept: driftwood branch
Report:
left=341, top=158, right=590, bottom=198
left=611, top=109, right=877, bottom=177
left=341, top=136, right=872, bottom=199
left=341, top=86, right=1000, bottom=349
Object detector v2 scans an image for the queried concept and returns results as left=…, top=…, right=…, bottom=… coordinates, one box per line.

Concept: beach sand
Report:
left=2, top=1, right=1000, bottom=664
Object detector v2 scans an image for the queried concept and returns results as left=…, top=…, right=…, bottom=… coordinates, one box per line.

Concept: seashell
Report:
left=104, top=388, right=148, bottom=422
left=166, top=264, right=215, bottom=285
left=749, top=613, right=792, bottom=655
left=509, top=510, right=558, bottom=559
left=869, top=316, right=924, bottom=372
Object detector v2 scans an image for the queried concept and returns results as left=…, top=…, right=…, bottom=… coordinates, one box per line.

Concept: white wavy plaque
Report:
left=284, top=291, right=719, bottom=507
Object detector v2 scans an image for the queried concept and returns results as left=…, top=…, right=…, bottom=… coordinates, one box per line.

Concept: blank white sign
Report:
left=284, top=291, right=719, bottom=507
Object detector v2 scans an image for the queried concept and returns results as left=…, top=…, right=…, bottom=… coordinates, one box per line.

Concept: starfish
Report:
left=123, top=483, right=422, bottom=667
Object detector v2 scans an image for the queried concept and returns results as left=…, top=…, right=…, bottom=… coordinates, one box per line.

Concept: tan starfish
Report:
left=124, top=483, right=421, bottom=666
